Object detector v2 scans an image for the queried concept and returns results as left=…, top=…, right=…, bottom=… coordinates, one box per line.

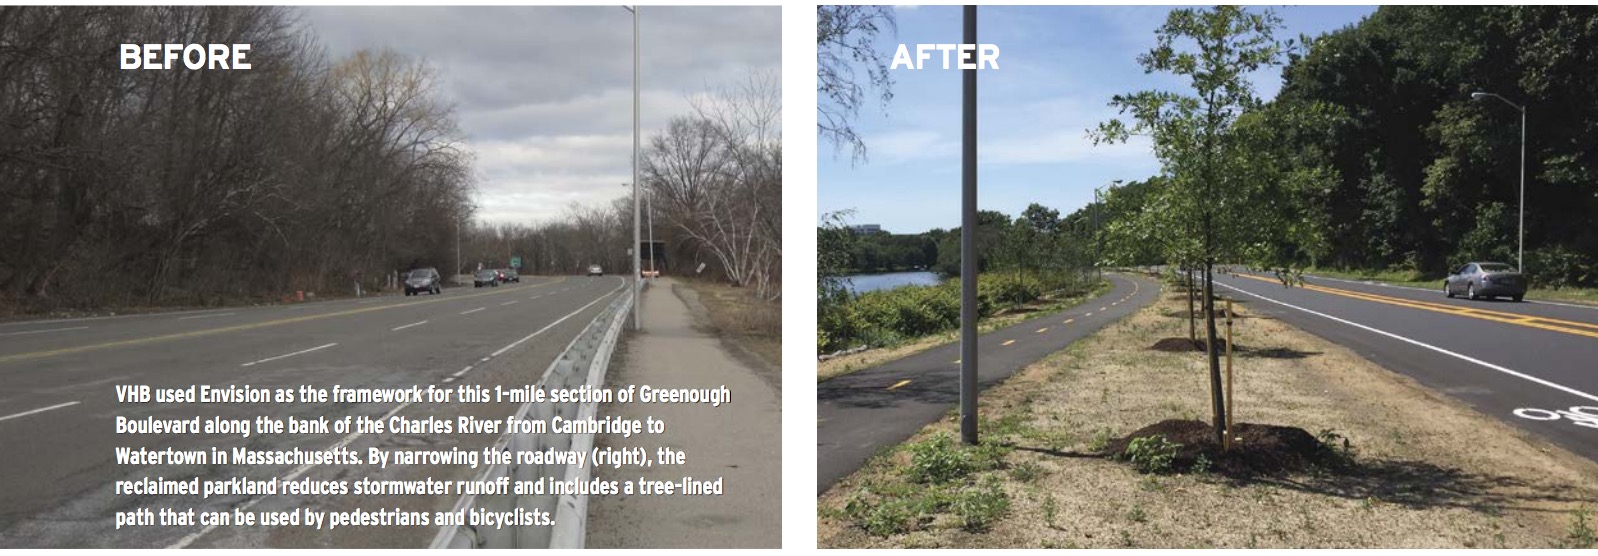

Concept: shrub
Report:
left=1122, top=435, right=1181, bottom=474
left=905, top=433, right=974, bottom=484
left=953, top=478, right=1010, bottom=532
left=1524, top=246, right=1595, bottom=289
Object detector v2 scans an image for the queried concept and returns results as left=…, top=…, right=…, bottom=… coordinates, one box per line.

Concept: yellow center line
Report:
left=1234, top=274, right=1598, bottom=340
left=1063, top=318, right=1075, bottom=324
left=0, top=277, right=574, bottom=365
left=886, top=379, right=912, bottom=391
left=1002, top=339, right=1016, bottom=346
left=1036, top=327, right=1048, bottom=333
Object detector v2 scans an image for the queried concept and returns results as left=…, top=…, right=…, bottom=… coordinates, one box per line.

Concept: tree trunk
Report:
left=1204, top=260, right=1226, bottom=447
left=1186, top=266, right=1196, bottom=342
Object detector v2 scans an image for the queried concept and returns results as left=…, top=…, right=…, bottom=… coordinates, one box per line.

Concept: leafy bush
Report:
left=1524, top=246, right=1595, bottom=289
left=844, top=495, right=917, bottom=536
left=1122, top=435, right=1181, bottom=474
left=953, top=478, right=1011, bottom=532
left=905, top=433, right=975, bottom=484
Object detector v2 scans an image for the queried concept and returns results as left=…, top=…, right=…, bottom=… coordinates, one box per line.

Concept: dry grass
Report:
left=679, top=278, right=780, bottom=369
left=818, top=283, right=1598, bottom=548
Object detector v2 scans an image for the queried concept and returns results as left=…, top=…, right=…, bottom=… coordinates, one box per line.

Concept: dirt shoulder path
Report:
left=819, top=280, right=1598, bottom=548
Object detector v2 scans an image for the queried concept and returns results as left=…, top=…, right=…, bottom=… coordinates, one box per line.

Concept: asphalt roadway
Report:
left=0, top=275, right=625, bottom=548
left=816, top=273, right=1162, bottom=494
left=1213, top=271, right=1598, bottom=466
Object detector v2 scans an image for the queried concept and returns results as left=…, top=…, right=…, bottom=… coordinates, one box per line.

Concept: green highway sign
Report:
left=510, top=256, right=522, bottom=269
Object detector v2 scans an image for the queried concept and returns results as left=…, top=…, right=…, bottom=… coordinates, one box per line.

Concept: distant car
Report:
left=501, top=268, right=520, bottom=283
left=473, top=269, right=500, bottom=288
left=587, top=265, right=603, bottom=277
left=404, top=268, right=442, bottom=296
left=1445, top=262, right=1526, bottom=302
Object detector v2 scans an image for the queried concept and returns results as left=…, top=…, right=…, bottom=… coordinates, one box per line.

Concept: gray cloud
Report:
left=297, top=6, right=780, bottom=224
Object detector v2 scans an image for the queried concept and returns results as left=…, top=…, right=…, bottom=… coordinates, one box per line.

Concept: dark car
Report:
left=473, top=269, right=500, bottom=288
left=501, top=268, right=520, bottom=283
left=1445, top=262, right=1527, bottom=302
left=404, top=268, right=442, bottom=296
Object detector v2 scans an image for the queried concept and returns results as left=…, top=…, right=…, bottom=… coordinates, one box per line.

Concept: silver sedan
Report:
left=1444, top=262, right=1527, bottom=302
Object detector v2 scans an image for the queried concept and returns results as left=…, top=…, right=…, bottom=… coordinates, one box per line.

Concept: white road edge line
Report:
left=391, top=320, right=428, bottom=332
left=0, top=401, right=80, bottom=423
left=460, top=308, right=485, bottom=315
left=1217, top=280, right=1598, bottom=405
left=0, top=326, right=89, bottom=337
left=501, top=300, right=519, bottom=306
left=178, top=312, right=237, bottom=320
left=488, top=290, right=620, bottom=359
left=240, top=343, right=337, bottom=367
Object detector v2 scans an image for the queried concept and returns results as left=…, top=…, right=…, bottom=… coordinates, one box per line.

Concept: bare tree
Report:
left=816, top=5, right=895, bottom=163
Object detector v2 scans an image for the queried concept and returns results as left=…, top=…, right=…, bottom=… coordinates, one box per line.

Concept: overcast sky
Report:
left=299, top=6, right=781, bottom=225
left=818, top=5, right=1375, bottom=234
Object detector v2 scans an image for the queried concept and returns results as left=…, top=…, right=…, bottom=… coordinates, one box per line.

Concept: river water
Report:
left=843, top=271, right=943, bottom=294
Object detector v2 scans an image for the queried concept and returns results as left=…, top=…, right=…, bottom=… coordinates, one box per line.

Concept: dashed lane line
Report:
left=240, top=343, right=337, bottom=367
left=0, top=401, right=80, bottom=423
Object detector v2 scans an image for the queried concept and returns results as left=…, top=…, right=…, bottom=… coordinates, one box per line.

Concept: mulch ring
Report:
left=1103, top=419, right=1341, bottom=476
left=1148, top=337, right=1230, bottom=352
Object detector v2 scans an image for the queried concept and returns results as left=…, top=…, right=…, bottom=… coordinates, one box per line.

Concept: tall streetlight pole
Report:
left=646, top=187, right=655, bottom=275
left=624, top=6, right=641, bottom=330
left=455, top=215, right=461, bottom=283
left=958, top=4, right=979, bottom=446
left=1471, top=91, right=1527, bottom=273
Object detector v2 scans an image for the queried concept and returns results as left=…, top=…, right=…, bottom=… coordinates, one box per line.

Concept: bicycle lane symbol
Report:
left=1513, top=406, right=1598, bottom=429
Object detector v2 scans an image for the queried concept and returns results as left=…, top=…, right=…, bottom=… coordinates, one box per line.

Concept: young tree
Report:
left=1093, top=6, right=1286, bottom=445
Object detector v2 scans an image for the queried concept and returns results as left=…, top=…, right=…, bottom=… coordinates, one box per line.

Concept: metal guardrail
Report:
left=430, top=279, right=638, bottom=549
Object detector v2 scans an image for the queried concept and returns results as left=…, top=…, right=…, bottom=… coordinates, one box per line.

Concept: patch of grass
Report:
left=1127, top=505, right=1148, bottom=523
left=1566, top=506, right=1596, bottom=549
left=954, top=478, right=1011, bottom=532
left=1087, top=427, right=1115, bottom=453
left=1009, top=460, right=1045, bottom=483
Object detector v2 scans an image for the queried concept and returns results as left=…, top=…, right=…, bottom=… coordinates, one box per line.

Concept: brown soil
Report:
left=1148, top=337, right=1229, bottom=352
left=1105, top=419, right=1338, bottom=476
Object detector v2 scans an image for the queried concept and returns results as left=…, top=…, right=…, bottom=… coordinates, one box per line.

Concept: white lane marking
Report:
left=391, top=320, right=428, bottom=332
left=487, top=291, right=618, bottom=359
left=0, top=326, right=88, bottom=337
left=357, top=298, right=384, bottom=304
left=501, top=300, right=519, bottom=306
left=460, top=307, right=485, bottom=315
left=178, top=312, right=237, bottom=320
left=240, top=343, right=337, bottom=367
left=0, top=401, right=80, bottom=423
left=452, top=365, right=473, bottom=377
left=1217, top=280, right=1598, bottom=405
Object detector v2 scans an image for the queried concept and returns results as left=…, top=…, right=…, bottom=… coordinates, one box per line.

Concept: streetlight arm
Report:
left=1471, top=91, right=1524, bottom=112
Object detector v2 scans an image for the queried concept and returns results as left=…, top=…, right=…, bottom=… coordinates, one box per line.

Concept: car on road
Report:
left=1445, top=262, right=1527, bottom=301
left=473, top=269, right=500, bottom=288
left=404, top=268, right=442, bottom=296
left=501, top=268, right=520, bottom=283
left=587, top=264, right=603, bottom=277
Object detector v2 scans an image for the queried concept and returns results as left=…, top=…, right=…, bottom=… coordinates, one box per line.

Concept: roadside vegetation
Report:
left=818, top=207, right=1102, bottom=357
left=819, top=278, right=1598, bottom=548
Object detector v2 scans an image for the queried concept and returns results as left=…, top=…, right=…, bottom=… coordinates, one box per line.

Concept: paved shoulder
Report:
left=586, top=278, right=781, bottom=548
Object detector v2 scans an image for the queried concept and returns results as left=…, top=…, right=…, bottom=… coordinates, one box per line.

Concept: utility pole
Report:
left=959, top=4, right=979, bottom=446
left=646, top=188, right=655, bottom=275
left=626, top=5, right=642, bottom=330
left=455, top=216, right=461, bottom=284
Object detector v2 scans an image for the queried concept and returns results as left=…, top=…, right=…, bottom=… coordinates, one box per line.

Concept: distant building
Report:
left=848, top=224, right=883, bottom=234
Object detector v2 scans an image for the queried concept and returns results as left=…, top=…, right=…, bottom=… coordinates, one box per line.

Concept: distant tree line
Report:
left=1095, top=6, right=1598, bottom=288
left=0, top=6, right=473, bottom=311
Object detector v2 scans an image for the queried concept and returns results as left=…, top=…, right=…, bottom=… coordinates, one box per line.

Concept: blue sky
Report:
left=817, top=5, right=1377, bottom=234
